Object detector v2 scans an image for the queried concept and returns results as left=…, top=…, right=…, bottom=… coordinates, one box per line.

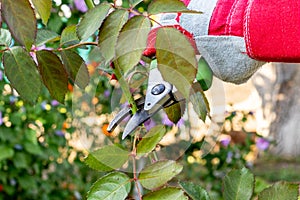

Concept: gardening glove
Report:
left=147, top=0, right=300, bottom=84
left=176, top=0, right=265, bottom=84
left=182, top=0, right=300, bottom=83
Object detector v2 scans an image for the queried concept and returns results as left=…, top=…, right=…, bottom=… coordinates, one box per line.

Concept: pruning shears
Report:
left=107, top=66, right=185, bottom=139
left=107, top=57, right=213, bottom=139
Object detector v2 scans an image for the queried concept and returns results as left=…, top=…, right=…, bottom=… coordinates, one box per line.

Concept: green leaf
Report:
left=196, top=57, right=213, bottom=91
left=179, top=181, right=210, bottom=200
left=3, top=47, right=41, bottom=103
left=10, top=112, right=23, bottom=126
left=223, top=167, right=254, bottom=200
left=13, top=152, right=29, bottom=169
left=31, top=0, right=52, bottom=25
left=128, top=64, right=148, bottom=89
left=36, top=29, right=60, bottom=46
left=0, top=29, right=12, bottom=47
left=84, top=153, right=113, bottom=172
left=254, top=177, right=270, bottom=195
left=61, top=50, right=89, bottom=89
left=60, top=25, right=80, bottom=46
left=115, top=15, right=151, bottom=73
left=0, top=146, right=14, bottom=161
left=156, top=27, right=197, bottom=98
left=86, top=145, right=129, bottom=170
left=148, top=0, right=200, bottom=15
left=129, top=0, right=143, bottom=7
left=48, top=14, right=64, bottom=33
left=24, top=141, right=43, bottom=155
left=87, top=172, right=131, bottom=200
left=36, top=50, right=68, bottom=103
left=2, top=0, right=37, bottom=50
left=24, top=129, right=38, bottom=144
left=164, top=101, right=185, bottom=124
left=77, top=3, right=111, bottom=41
left=137, top=125, right=166, bottom=156
left=98, top=9, right=129, bottom=64
left=190, top=84, right=210, bottom=121
left=139, top=160, right=183, bottom=190
left=143, top=187, right=188, bottom=200
left=18, top=175, right=37, bottom=190
left=258, top=182, right=300, bottom=200
left=0, top=127, right=15, bottom=142
left=88, top=46, right=106, bottom=64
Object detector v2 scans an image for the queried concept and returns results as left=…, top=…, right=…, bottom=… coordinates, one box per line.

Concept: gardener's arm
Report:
left=185, top=0, right=300, bottom=62
left=164, top=0, right=300, bottom=84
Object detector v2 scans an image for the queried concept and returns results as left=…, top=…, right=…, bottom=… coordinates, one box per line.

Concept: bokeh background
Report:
left=1, top=0, right=300, bottom=199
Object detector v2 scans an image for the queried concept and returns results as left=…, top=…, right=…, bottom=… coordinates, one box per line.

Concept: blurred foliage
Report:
left=254, top=155, right=300, bottom=183
left=181, top=110, right=271, bottom=199
left=0, top=69, right=100, bottom=199
left=0, top=0, right=103, bottom=198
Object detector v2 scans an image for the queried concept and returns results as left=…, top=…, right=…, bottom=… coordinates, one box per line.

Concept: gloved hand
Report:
left=181, top=0, right=300, bottom=84
left=146, top=0, right=300, bottom=84
left=176, top=0, right=265, bottom=84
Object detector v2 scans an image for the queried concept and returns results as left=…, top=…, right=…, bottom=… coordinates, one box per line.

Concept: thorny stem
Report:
left=131, top=149, right=142, bottom=200
left=148, top=16, right=163, bottom=27
left=80, top=2, right=144, bottom=198
left=129, top=8, right=142, bottom=16
left=0, top=47, right=9, bottom=53
left=114, top=66, right=142, bottom=197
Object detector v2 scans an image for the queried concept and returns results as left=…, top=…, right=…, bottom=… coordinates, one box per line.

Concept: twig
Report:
left=57, top=42, right=98, bottom=51
left=131, top=150, right=142, bottom=200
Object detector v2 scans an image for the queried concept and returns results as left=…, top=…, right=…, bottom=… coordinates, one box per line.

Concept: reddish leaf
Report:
left=3, top=47, right=41, bottom=103
left=156, top=27, right=197, bottom=98
left=2, top=0, right=37, bottom=50
left=115, top=15, right=151, bottom=73
left=164, top=101, right=185, bottom=124
left=98, top=9, right=129, bottom=63
left=61, top=50, right=89, bottom=89
left=144, top=25, right=198, bottom=57
left=36, top=50, right=68, bottom=103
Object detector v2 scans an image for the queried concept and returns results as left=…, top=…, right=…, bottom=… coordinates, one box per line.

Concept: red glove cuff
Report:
left=208, top=0, right=300, bottom=62
left=245, top=0, right=300, bottom=62
left=183, top=0, right=300, bottom=62
left=209, top=0, right=246, bottom=37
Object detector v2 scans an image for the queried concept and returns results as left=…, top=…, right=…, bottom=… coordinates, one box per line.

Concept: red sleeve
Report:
left=244, top=0, right=300, bottom=62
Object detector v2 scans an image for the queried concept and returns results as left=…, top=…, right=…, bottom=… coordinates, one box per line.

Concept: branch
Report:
left=57, top=42, right=98, bottom=51
left=0, top=47, right=9, bottom=53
